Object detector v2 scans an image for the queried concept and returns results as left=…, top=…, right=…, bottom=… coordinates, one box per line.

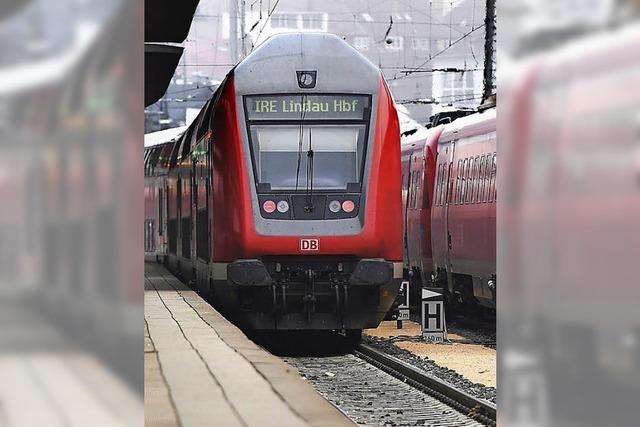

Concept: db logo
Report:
left=300, top=238, right=319, bottom=251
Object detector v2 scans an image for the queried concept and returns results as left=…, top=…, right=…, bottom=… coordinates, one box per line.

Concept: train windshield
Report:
left=245, top=94, right=370, bottom=191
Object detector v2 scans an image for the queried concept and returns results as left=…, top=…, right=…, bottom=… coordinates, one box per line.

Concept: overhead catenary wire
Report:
left=249, top=0, right=282, bottom=53
left=392, top=23, right=486, bottom=80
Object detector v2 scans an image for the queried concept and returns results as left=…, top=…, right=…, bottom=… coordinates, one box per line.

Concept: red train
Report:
left=401, top=108, right=496, bottom=312
left=145, top=33, right=403, bottom=336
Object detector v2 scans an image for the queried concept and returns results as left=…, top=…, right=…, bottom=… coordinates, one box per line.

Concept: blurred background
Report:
left=1, top=0, right=639, bottom=424
left=0, top=0, right=142, bottom=425
left=498, top=0, right=640, bottom=426
left=145, top=0, right=493, bottom=133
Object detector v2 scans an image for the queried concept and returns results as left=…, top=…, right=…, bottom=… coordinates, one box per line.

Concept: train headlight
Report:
left=342, top=200, right=355, bottom=213
left=277, top=200, right=289, bottom=213
left=263, top=200, right=276, bottom=213
left=329, top=200, right=341, bottom=213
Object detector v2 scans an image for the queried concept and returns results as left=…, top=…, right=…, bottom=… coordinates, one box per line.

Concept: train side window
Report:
left=415, top=170, right=421, bottom=208
left=489, top=153, right=496, bottom=202
left=442, top=163, right=449, bottom=205
left=453, top=160, right=462, bottom=205
left=455, top=160, right=462, bottom=204
left=415, top=171, right=420, bottom=208
left=484, top=154, right=491, bottom=202
left=462, top=159, right=473, bottom=205
left=465, top=157, right=475, bottom=204
left=468, top=158, right=475, bottom=204
left=478, top=155, right=486, bottom=202
left=416, top=172, right=421, bottom=207
left=472, top=157, right=478, bottom=204
left=432, top=168, right=437, bottom=207
left=476, top=157, right=481, bottom=203
left=176, top=179, right=182, bottom=219
left=419, top=170, right=423, bottom=208
left=433, top=165, right=441, bottom=206
left=460, top=159, right=468, bottom=204
left=158, top=189, right=164, bottom=235
left=168, top=140, right=180, bottom=167
left=439, top=163, right=446, bottom=206
left=446, top=162, right=454, bottom=204
left=181, top=134, right=192, bottom=161
left=492, top=153, right=497, bottom=201
left=196, top=100, right=214, bottom=142
left=464, top=157, right=474, bottom=205
left=440, top=163, right=449, bottom=205
left=436, top=164, right=443, bottom=206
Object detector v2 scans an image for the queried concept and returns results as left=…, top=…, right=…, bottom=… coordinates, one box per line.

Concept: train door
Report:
left=194, top=141, right=210, bottom=263
left=176, top=176, right=182, bottom=261
left=443, top=141, right=456, bottom=295
left=157, top=186, right=164, bottom=254
left=405, top=152, right=416, bottom=268
left=431, top=138, right=456, bottom=295
left=181, top=162, right=192, bottom=264
left=401, top=150, right=412, bottom=267
left=190, top=158, right=197, bottom=262
left=407, top=152, right=425, bottom=276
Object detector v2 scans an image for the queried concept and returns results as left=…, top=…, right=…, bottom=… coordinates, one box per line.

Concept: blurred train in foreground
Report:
left=498, top=22, right=640, bottom=426
left=145, top=33, right=403, bottom=336
left=401, top=107, right=496, bottom=313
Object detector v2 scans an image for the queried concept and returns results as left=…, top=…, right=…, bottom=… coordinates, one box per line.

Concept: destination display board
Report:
left=245, top=94, right=369, bottom=121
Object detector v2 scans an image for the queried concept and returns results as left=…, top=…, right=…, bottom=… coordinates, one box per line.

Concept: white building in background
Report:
left=148, top=0, right=488, bottom=130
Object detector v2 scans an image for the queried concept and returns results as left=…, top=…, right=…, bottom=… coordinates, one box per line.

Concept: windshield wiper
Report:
left=304, top=127, right=314, bottom=212
left=294, top=94, right=307, bottom=193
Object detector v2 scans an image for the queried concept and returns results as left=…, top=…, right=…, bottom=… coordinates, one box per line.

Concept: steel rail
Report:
left=354, top=343, right=496, bottom=426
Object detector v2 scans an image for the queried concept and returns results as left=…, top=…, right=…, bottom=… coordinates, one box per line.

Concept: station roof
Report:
left=145, top=0, right=199, bottom=43
left=144, top=0, right=200, bottom=106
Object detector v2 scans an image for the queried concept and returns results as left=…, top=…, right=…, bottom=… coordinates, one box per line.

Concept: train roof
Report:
left=440, top=107, right=496, bottom=142
left=144, top=125, right=187, bottom=149
left=234, top=33, right=381, bottom=95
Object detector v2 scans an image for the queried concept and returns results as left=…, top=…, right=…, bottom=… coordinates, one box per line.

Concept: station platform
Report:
left=144, top=262, right=354, bottom=427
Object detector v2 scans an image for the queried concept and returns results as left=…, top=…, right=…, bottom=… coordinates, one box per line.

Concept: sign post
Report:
left=396, top=280, right=410, bottom=329
left=421, top=288, right=447, bottom=343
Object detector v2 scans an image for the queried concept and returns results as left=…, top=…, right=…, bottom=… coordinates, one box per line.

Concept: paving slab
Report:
left=144, top=262, right=354, bottom=427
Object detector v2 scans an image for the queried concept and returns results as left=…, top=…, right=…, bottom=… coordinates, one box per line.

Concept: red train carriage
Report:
left=144, top=33, right=403, bottom=334
left=143, top=128, right=184, bottom=259
left=401, top=125, right=443, bottom=292
left=431, top=109, right=496, bottom=311
left=400, top=108, right=496, bottom=312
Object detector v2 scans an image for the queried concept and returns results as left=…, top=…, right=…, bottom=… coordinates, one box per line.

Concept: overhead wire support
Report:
left=392, top=24, right=485, bottom=80
left=482, top=0, right=496, bottom=104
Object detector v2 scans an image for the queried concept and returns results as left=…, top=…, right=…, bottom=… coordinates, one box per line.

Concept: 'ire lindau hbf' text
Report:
left=253, top=98, right=359, bottom=114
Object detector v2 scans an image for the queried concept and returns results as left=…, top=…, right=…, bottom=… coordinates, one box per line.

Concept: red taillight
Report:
left=263, top=200, right=276, bottom=213
left=342, top=200, right=355, bottom=213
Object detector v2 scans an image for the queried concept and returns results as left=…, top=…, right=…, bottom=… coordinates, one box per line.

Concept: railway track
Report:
left=283, top=337, right=496, bottom=426
left=354, top=343, right=496, bottom=426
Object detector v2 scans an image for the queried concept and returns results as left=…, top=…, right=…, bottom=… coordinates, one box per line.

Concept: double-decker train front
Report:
left=213, top=33, right=402, bottom=331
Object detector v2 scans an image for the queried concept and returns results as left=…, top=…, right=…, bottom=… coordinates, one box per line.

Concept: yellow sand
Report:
left=365, top=321, right=496, bottom=387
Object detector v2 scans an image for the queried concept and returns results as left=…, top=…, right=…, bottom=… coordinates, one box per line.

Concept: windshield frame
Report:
left=243, top=93, right=373, bottom=194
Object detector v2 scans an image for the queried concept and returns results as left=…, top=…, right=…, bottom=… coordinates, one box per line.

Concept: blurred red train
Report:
left=145, top=33, right=403, bottom=336
left=401, top=108, right=496, bottom=312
